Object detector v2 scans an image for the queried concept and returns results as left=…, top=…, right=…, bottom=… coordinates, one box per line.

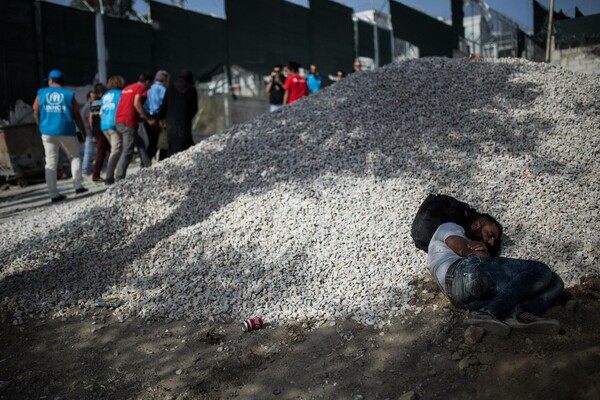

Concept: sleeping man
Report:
left=428, top=213, right=564, bottom=336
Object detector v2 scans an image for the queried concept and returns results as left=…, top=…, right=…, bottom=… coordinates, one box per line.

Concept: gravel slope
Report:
left=1, top=58, right=598, bottom=327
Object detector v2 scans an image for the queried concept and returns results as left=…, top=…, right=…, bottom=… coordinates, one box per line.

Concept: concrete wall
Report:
left=551, top=43, right=600, bottom=75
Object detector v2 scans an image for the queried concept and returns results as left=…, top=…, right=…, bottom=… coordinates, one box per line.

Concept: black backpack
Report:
left=411, top=194, right=479, bottom=253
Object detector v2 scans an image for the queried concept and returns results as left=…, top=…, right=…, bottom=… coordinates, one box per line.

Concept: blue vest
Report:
left=37, top=86, right=76, bottom=136
left=100, top=89, right=122, bottom=131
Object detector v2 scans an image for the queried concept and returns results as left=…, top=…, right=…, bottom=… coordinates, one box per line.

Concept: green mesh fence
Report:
left=151, top=1, right=226, bottom=82
left=390, top=0, right=457, bottom=58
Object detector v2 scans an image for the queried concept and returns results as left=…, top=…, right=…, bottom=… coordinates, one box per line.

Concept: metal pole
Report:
left=95, top=13, right=107, bottom=84
left=545, top=0, right=555, bottom=63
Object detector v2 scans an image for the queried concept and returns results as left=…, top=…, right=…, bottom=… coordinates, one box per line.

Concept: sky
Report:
left=51, top=0, right=600, bottom=33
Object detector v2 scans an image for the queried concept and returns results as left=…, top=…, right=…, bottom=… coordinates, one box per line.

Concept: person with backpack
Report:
left=427, top=209, right=564, bottom=336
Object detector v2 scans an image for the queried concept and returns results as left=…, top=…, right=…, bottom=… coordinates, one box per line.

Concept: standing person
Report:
left=114, top=72, right=155, bottom=180
left=144, top=70, right=169, bottom=162
left=352, top=59, right=362, bottom=73
left=32, top=69, right=88, bottom=202
left=307, top=64, right=322, bottom=94
left=90, top=83, right=110, bottom=184
left=158, top=69, right=198, bottom=157
left=283, top=62, right=308, bottom=105
left=80, top=91, right=95, bottom=176
left=100, top=75, right=124, bottom=185
left=265, top=64, right=286, bottom=112
left=428, top=214, right=564, bottom=336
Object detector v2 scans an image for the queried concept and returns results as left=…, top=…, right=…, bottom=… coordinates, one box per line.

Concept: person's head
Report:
left=273, top=64, right=283, bottom=75
left=138, top=72, right=153, bottom=89
left=106, top=75, right=125, bottom=90
left=86, top=90, right=94, bottom=102
left=154, top=70, right=170, bottom=86
left=287, top=61, right=300, bottom=74
left=46, top=69, right=64, bottom=86
left=176, top=69, right=194, bottom=84
left=467, top=213, right=502, bottom=251
left=353, top=59, right=362, bottom=71
left=94, top=82, right=106, bottom=97
left=310, top=64, right=317, bottom=74
left=336, top=70, right=345, bottom=80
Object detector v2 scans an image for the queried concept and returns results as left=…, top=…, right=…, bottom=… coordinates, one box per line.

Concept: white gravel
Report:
left=1, top=58, right=599, bottom=328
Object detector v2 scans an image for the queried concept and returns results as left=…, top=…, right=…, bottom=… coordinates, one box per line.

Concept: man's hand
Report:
left=445, top=236, right=490, bottom=258
left=146, top=117, right=157, bottom=126
left=466, top=240, right=489, bottom=256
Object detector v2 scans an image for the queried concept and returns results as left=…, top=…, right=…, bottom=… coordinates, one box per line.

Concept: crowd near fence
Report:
left=1, top=0, right=598, bottom=126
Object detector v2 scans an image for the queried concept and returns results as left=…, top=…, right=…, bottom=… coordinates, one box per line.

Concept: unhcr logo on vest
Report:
left=102, top=92, right=116, bottom=110
left=44, top=91, right=66, bottom=113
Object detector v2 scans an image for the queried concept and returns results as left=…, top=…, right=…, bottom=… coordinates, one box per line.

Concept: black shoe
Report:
left=503, top=312, right=560, bottom=335
left=464, top=311, right=511, bottom=337
left=104, top=178, right=114, bottom=185
left=51, top=194, right=66, bottom=203
left=75, top=187, right=89, bottom=194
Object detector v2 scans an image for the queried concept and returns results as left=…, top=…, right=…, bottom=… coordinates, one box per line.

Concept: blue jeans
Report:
left=81, top=135, right=95, bottom=175
left=449, top=254, right=564, bottom=319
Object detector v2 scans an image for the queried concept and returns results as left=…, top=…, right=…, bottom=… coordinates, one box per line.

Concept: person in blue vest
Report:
left=100, top=75, right=125, bottom=185
left=32, top=69, right=88, bottom=202
left=307, top=64, right=322, bottom=94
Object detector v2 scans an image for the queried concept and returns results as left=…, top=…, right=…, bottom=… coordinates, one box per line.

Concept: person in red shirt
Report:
left=283, top=62, right=308, bottom=105
left=113, top=72, right=155, bottom=181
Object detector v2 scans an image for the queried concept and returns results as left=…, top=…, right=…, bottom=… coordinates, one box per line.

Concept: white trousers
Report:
left=41, top=135, right=83, bottom=198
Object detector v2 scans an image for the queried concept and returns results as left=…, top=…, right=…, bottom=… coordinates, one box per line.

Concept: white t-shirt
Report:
left=427, top=222, right=465, bottom=292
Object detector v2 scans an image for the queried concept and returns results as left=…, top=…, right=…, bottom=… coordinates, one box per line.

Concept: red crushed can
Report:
left=242, top=316, right=264, bottom=332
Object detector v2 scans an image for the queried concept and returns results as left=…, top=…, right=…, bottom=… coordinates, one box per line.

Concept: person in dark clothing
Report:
left=266, top=64, right=286, bottom=112
left=90, top=83, right=110, bottom=184
left=158, top=69, right=199, bottom=157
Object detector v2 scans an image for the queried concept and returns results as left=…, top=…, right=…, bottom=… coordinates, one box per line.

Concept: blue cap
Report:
left=47, top=69, right=64, bottom=80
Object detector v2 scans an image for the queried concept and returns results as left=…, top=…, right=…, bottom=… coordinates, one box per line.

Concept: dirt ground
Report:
left=1, top=178, right=599, bottom=399
left=1, top=276, right=599, bottom=400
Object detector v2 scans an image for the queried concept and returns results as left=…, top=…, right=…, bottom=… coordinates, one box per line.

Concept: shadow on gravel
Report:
left=0, top=59, right=581, bottom=324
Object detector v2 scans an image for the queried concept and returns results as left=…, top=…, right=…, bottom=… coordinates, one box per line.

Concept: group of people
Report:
left=33, top=68, right=198, bottom=202
left=266, top=59, right=363, bottom=112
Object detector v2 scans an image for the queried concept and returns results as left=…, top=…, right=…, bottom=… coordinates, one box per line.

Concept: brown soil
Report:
left=1, top=281, right=599, bottom=400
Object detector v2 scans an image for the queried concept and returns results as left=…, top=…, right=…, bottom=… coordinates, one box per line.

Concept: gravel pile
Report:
left=1, top=58, right=599, bottom=327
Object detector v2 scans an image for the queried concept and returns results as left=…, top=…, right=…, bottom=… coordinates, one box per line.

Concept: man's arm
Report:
left=134, top=94, right=155, bottom=125
left=283, top=89, right=289, bottom=105
left=32, top=96, right=40, bottom=127
left=445, top=236, right=489, bottom=257
left=72, top=98, right=86, bottom=135
left=266, top=79, right=273, bottom=94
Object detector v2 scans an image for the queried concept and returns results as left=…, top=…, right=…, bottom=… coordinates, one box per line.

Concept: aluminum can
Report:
left=242, top=316, right=264, bottom=332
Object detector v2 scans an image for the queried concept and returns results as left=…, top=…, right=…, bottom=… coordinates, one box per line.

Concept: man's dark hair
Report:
left=50, top=77, right=64, bottom=85
left=475, top=213, right=503, bottom=237
left=94, top=83, right=106, bottom=95
left=138, top=72, right=153, bottom=83
left=474, top=213, right=503, bottom=256
left=274, top=64, right=283, bottom=70
left=287, top=61, right=300, bottom=72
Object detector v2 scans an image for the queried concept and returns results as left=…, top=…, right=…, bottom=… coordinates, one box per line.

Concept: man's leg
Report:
left=476, top=256, right=554, bottom=320
left=82, top=135, right=95, bottom=175
left=58, top=135, right=85, bottom=191
left=135, top=127, right=151, bottom=168
left=115, top=123, right=135, bottom=180
left=516, top=272, right=564, bottom=316
left=41, top=135, right=61, bottom=199
left=144, top=120, right=160, bottom=161
left=103, top=129, right=122, bottom=183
